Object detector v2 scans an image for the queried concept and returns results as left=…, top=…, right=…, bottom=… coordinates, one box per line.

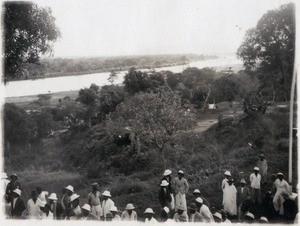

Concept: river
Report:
left=4, top=54, right=242, bottom=97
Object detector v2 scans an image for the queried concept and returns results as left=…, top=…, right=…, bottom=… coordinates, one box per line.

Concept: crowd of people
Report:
left=1, top=154, right=298, bottom=223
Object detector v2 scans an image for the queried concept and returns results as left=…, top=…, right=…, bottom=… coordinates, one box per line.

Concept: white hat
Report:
left=163, top=206, right=170, bottom=214
left=102, top=190, right=111, bottom=197
left=160, top=180, right=169, bottom=186
left=164, top=169, right=172, bottom=176
left=178, top=170, right=184, bottom=174
left=259, top=216, right=268, bottom=222
left=13, top=189, right=21, bottom=196
left=224, top=171, right=231, bottom=176
left=65, top=185, right=74, bottom=193
left=109, top=206, right=119, bottom=212
left=39, top=201, right=47, bottom=207
left=240, top=179, right=246, bottom=184
left=144, top=208, right=155, bottom=214
left=193, top=189, right=201, bottom=194
left=82, top=204, right=91, bottom=212
left=125, top=203, right=135, bottom=210
left=277, top=172, right=284, bottom=176
left=246, top=212, right=255, bottom=219
left=1, top=172, right=8, bottom=179
left=69, top=193, right=80, bottom=202
left=254, top=167, right=259, bottom=171
left=213, top=212, right=222, bottom=220
left=48, top=193, right=58, bottom=200
left=195, top=197, right=203, bottom=204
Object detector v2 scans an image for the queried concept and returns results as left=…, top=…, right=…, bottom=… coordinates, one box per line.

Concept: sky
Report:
left=33, top=0, right=294, bottom=58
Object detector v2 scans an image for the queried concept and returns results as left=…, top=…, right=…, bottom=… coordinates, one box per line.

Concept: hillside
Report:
left=4, top=102, right=297, bottom=221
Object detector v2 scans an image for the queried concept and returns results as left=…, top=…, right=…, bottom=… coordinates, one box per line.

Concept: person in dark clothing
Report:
left=159, top=180, right=172, bottom=207
left=161, top=169, right=174, bottom=210
left=48, top=193, right=64, bottom=220
left=10, top=189, right=26, bottom=219
left=5, top=174, right=21, bottom=203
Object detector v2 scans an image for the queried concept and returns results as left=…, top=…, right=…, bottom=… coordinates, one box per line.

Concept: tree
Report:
left=106, top=90, right=196, bottom=169
left=108, top=71, right=119, bottom=84
left=4, top=103, right=36, bottom=147
left=237, top=3, right=295, bottom=101
left=3, top=1, right=61, bottom=81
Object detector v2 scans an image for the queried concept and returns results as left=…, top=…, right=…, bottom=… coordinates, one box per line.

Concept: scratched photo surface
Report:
left=1, top=0, right=298, bottom=224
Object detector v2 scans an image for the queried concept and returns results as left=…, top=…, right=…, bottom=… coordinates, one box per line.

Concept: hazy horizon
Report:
left=34, top=0, right=294, bottom=58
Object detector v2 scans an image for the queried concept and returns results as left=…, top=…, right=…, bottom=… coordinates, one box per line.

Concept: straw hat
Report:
left=13, top=189, right=21, bottom=196
left=125, top=203, right=135, bottom=210
left=109, top=206, right=119, bottom=212
left=213, top=212, right=222, bottom=220
left=10, top=173, right=18, bottom=179
left=240, top=179, right=246, bottom=184
left=246, top=212, right=254, bottom=219
left=160, top=180, right=169, bottom=187
left=277, top=172, right=284, bottom=176
left=91, top=182, right=98, bottom=187
left=102, top=190, right=111, bottom=197
left=48, top=193, right=58, bottom=201
left=163, top=206, right=170, bottom=214
left=259, top=154, right=265, bottom=158
left=69, top=193, right=80, bottom=202
left=144, top=208, right=155, bottom=214
left=259, top=216, right=268, bottom=222
left=82, top=204, right=91, bottom=212
left=178, top=170, right=184, bottom=175
left=254, top=167, right=259, bottom=171
left=193, top=189, right=201, bottom=194
left=195, top=197, right=203, bottom=204
left=163, top=169, right=172, bottom=176
left=65, top=185, right=74, bottom=193
left=224, top=171, right=231, bottom=176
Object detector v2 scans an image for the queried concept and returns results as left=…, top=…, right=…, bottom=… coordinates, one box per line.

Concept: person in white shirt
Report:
left=144, top=208, right=158, bottom=223
left=174, top=170, right=189, bottom=211
left=196, top=197, right=214, bottom=222
left=222, top=171, right=231, bottom=191
left=272, top=172, right=291, bottom=216
left=101, top=190, right=114, bottom=220
left=109, top=206, right=121, bottom=221
left=68, top=193, right=81, bottom=220
left=249, top=167, right=261, bottom=204
left=36, top=186, right=48, bottom=202
left=26, top=189, right=43, bottom=219
left=1, top=173, right=10, bottom=216
left=88, top=182, right=102, bottom=218
left=40, top=202, right=54, bottom=220
left=257, top=154, right=268, bottom=183
left=121, top=203, right=137, bottom=221
left=222, top=178, right=237, bottom=218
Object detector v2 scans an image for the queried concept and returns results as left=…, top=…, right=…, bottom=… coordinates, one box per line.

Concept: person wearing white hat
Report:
left=195, top=197, right=214, bottom=222
left=61, top=185, right=74, bottom=217
left=250, top=167, right=262, bottom=205
left=6, top=173, right=21, bottom=204
left=2, top=172, right=10, bottom=195
left=174, top=170, right=189, bottom=211
left=188, top=203, right=202, bottom=222
left=121, top=203, right=137, bottom=221
left=213, top=212, right=223, bottom=223
left=77, top=204, right=99, bottom=220
left=237, top=179, right=251, bottom=220
left=10, top=188, right=26, bottom=219
left=68, top=193, right=81, bottom=220
left=222, top=178, right=237, bottom=218
left=109, top=206, right=121, bottom=221
left=159, top=180, right=172, bottom=209
left=161, top=169, right=175, bottom=210
left=173, top=204, right=189, bottom=222
left=48, top=193, right=64, bottom=220
left=273, top=172, right=291, bottom=216
left=193, top=188, right=210, bottom=208
left=101, top=190, right=114, bottom=220
left=88, top=182, right=101, bottom=218
left=144, top=208, right=157, bottom=223
left=244, top=212, right=255, bottom=223
left=222, top=171, right=231, bottom=191
left=257, top=154, right=268, bottom=183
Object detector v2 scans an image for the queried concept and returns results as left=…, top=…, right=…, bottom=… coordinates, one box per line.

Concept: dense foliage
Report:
left=3, top=2, right=61, bottom=81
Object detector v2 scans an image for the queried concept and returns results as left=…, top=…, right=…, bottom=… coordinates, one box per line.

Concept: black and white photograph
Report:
left=1, top=0, right=298, bottom=224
